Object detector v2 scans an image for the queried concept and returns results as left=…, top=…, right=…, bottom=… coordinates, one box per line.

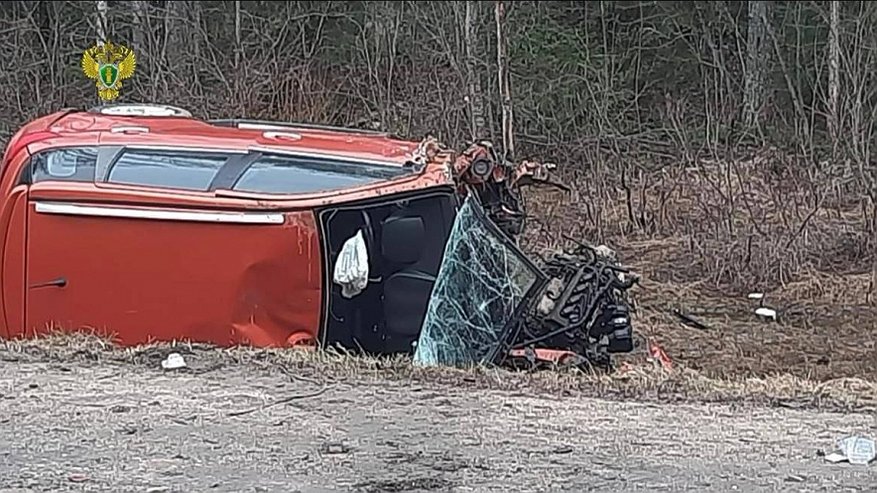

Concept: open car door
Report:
left=413, top=195, right=548, bottom=367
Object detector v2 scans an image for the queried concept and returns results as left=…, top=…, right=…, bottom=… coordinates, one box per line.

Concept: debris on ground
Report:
left=673, top=309, right=712, bottom=331
left=647, top=341, right=673, bottom=370
left=755, top=306, right=778, bottom=321
left=160, top=352, right=186, bottom=370
left=823, top=436, right=876, bottom=465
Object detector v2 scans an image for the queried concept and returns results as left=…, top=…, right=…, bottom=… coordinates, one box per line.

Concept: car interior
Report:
left=316, top=188, right=458, bottom=355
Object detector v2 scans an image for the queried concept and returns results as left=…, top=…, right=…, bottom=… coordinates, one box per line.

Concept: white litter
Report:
left=747, top=292, right=764, bottom=300
left=333, top=229, right=370, bottom=299
left=160, top=352, right=186, bottom=370
left=754, top=307, right=777, bottom=321
left=828, top=436, right=877, bottom=465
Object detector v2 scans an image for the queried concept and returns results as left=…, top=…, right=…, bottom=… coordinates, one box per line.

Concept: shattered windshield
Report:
left=413, top=195, right=547, bottom=368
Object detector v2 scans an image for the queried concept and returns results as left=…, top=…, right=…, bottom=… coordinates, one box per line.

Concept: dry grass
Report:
left=517, top=151, right=877, bottom=386
left=3, top=333, right=877, bottom=414
left=523, top=151, right=875, bottom=291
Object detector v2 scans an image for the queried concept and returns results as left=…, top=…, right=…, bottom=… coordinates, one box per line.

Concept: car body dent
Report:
left=22, top=195, right=323, bottom=347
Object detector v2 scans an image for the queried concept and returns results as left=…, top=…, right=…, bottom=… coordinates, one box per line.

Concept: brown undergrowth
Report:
left=520, top=148, right=877, bottom=382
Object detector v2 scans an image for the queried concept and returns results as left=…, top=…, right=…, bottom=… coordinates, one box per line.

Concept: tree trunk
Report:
left=95, top=0, right=107, bottom=44
left=465, top=0, right=487, bottom=141
left=234, top=0, right=242, bottom=71
left=828, top=0, right=840, bottom=146
left=742, top=0, right=769, bottom=130
left=495, top=0, right=514, bottom=161
left=131, top=1, right=146, bottom=52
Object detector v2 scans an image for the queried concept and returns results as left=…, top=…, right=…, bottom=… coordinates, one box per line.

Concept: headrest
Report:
left=381, top=215, right=425, bottom=264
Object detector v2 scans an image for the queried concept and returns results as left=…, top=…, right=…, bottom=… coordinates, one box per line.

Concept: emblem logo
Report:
left=81, top=41, right=137, bottom=101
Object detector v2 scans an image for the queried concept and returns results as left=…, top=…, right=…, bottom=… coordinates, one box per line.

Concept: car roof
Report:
left=14, top=104, right=426, bottom=167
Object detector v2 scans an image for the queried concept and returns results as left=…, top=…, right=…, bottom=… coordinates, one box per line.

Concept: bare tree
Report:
left=95, top=0, right=107, bottom=44
left=495, top=0, right=514, bottom=160
left=828, top=0, right=840, bottom=147
left=465, top=0, right=487, bottom=141
left=742, top=0, right=769, bottom=131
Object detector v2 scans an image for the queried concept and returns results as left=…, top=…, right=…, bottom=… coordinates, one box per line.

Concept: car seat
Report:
left=379, top=208, right=437, bottom=353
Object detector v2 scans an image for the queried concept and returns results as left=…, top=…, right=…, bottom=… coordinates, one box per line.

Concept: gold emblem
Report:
left=81, top=41, right=137, bottom=101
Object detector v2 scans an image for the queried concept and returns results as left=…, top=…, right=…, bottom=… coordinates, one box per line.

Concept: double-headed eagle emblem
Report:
left=81, top=41, right=136, bottom=101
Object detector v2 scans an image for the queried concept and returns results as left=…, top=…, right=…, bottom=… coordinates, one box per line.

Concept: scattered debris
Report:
left=160, top=353, right=186, bottom=370
left=227, top=385, right=329, bottom=417
left=320, top=441, right=351, bottom=455
left=647, top=341, right=673, bottom=371
left=754, top=307, right=778, bottom=321
left=673, top=309, right=712, bottom=331
left=824, top=436, right=876, bottom=465
left=68, top=473, right=89, bottom=483
left=747, top=292, right=779, bottom=321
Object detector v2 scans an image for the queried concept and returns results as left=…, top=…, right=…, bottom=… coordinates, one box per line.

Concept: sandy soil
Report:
left=1, top=350, right=875, bottom=492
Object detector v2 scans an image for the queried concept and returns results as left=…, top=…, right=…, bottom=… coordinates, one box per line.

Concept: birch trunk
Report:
left=742, top=0, right=769, bottom=130
left=828, top=0, right=840, bottom=145
left=495, top=0, right=514, bottom=160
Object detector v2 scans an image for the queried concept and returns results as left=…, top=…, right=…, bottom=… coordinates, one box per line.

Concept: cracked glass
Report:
left=413, top=195, right=546, bottom=368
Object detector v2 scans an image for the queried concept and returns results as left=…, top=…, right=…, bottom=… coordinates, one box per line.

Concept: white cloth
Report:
left=333, top=229, right=370, bottom=298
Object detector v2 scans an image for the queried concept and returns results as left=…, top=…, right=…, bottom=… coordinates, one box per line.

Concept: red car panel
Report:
left=22, top=181, right=322, bottom=347
left=1, top=107, right=454, bottom=347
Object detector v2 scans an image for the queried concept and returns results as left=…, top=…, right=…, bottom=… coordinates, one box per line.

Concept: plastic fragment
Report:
left=754, top=307, right=777, bottom=321
left=823, top=436, right=876, bottom=465
left=160, top=352, right=186, bottom=370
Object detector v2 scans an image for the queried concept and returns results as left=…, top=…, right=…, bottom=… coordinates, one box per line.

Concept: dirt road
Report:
left=1, top=352, right=875, bottom=493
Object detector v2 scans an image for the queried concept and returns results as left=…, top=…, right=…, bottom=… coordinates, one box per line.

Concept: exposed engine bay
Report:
left=442, top=141, right=639, bottom=371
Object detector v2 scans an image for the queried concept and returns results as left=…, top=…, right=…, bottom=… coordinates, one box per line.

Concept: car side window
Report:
left=232, top=154, right=411, bottom=195
left=31, top=147, right=98, bottom=183
left=107, top=149, right=233, bottom=192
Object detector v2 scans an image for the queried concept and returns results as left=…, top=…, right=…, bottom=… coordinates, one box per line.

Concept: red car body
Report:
left=0, top=105, right=462, bottom=350
left=0, top=104, right=638, bottom=371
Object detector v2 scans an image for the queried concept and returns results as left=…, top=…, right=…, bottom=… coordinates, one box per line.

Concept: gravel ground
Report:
left=1, top=356, right=876, bottom=493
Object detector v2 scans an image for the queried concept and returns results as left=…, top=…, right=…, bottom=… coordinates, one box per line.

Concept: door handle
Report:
left=30, top=277, right=67, bottom=289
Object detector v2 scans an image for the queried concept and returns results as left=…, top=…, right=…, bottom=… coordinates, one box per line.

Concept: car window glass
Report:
left=233, top=154, right=411, bottom=195
left=413, top=196, right=547, bottom=368
left=32, top=147, right=98, bottom=182
left=108, top=149, right=233, bottom=191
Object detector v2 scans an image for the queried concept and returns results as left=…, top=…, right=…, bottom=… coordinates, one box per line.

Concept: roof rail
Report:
left=208, top=119, right=387, bottom=136
left=89, top=103, right=193, bottom=118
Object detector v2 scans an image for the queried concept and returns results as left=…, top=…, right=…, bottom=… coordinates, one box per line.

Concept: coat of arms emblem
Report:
left=81, top=41, right=137, bottom=101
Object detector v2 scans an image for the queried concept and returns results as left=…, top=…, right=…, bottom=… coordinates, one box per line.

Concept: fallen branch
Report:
left=227, top=385, right=329, bottom=417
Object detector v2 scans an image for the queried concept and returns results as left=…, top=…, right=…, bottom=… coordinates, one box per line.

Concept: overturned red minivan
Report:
left=0, top=104, right=638, bottom=370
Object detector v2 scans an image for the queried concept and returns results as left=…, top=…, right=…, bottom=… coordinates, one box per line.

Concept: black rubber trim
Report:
left=209, top=151, right=262, bottom=192
left=95, top=146, right=124, bottom=182
left=209, top=118, right=388, bottom=136
left=17, top=157, right=32, bottom=186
